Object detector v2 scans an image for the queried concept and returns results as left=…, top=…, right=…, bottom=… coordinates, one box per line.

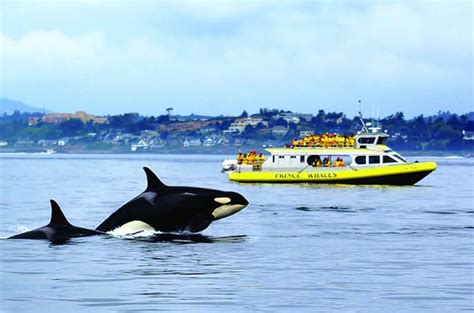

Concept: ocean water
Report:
left=0, top=153, right=473, bottom=312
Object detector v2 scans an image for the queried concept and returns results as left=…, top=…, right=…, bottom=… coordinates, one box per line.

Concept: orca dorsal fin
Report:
left=49, top=199, right=71, bottom=226
left=143, top=167, right=166, bottom=191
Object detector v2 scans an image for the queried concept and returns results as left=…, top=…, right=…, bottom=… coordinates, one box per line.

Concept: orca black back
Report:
left=9, top=200, right=103, bottom=241
left=96, top=167, right=248, bottom=234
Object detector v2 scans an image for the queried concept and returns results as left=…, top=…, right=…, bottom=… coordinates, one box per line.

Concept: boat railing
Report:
left=285, top=142, right=356, bottom=148
left=235, top=160, right=265, bottom=172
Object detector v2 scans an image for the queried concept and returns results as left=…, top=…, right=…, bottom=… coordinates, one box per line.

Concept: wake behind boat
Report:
left=223, top=114, right=437, bottom=185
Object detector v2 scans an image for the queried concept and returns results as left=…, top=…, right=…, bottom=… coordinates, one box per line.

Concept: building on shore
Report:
left=29, top=111, right=108, bottom=126
left=271, top=126, right=289, bottom=136
left=224, top=117, right=269, bottom=134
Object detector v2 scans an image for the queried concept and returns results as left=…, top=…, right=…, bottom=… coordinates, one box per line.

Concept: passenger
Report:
left=314, top=135, right=321, bottom=147
left=236, top=153, right=244, bottom=165
left=292, top=138, right=299, bottom=147
left=333, top=158, right=340, bottom=167
left=323, top=157, right=331, bottom=167
left=312, top=155, right=322, bottom=167
left=328, top=135, right=335, bottom=147
left=324, top=133, right=331, bottom=147
left=247, top=152, right=254, bottom=165
left=337, top=136, right=344, bottom=147
left=258, top=153, right=265, bottom=162
left=348, top=136, right=355, bottom=147
left=248, top=153, right=256, bottom=165
left=242, top=153, right=249, bottom=165
left=338, top=158, right=345, bottom=167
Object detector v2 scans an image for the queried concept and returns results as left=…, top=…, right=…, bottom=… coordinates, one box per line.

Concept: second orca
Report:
left=96, top=167, right=249, bottom=234
left=9, top=200, right=103, bottom=242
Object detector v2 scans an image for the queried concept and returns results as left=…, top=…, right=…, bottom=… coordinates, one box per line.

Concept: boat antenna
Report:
left=377, top=108, right=380, bottom=128
left=358, top=100, right=369, bottom=133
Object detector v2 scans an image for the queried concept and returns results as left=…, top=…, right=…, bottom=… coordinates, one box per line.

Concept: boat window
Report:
left=306, top=155, right=350, bottom=167
left=290, top=156, right=296, bottom=159
left=355, top=155, right=366, bottom=165
left=272, top=155, right=275, bottom=163
left=383, top=155, right=397, bottom=163
left=331, top=155, right=351, bottom=167
left=369, top=155, right=380, bottom=164
left=300, top=156, right=305, bottom=163
left=376, top=137, right=388, bottom=145
left=278, top=155, right=285, bottom=159
left=358, top=137, right=376, bottom=144
left=393, top=154, right=408, bottom=163
left=306, top=155, right=322, bottom=166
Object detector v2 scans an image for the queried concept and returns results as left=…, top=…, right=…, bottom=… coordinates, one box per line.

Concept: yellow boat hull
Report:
left=228, top=162, right=437, bottom=185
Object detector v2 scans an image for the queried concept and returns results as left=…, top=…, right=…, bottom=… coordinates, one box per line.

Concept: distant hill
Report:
left=424, top=111, right=474, bottom=122
left=174, top=113, right=214, bottom=121
left=0, top=98, right=49, bottom=114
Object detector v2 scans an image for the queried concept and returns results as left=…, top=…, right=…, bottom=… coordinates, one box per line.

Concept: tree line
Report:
left=0, top=109, right=473, bottom=151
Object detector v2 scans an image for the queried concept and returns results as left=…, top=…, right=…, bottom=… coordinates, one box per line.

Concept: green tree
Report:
left=59, top=119, right=85, bottom=137
left=239, top=110, right=249, bottom=118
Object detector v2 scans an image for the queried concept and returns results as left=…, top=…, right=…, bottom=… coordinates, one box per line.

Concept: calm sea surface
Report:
left=0, top=153, right=473, bottom=312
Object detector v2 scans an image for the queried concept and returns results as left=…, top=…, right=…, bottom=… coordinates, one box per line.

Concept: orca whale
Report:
left=96, top=167, right=249, bottom=234
left=9, top=200, right=103, bottom=241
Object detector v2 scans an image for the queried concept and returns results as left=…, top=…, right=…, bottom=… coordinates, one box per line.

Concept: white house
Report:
left=463, top=130, right=474, bottom=140
left=224, top=117, right=269, bottom=134
left=273, top=112, right=300, bottom=124
left=183, top=138, right=202, bottom=147
left=131, top=139, right=150, bottom=152
left=202, top=137, right=217, bottom=147
left=271, top=126, right=288, bottom=136
left=299, top=130, right=314, bottom=137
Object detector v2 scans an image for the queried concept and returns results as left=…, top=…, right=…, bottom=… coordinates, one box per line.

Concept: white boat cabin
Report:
left=259, top=131, right=408, bottom=172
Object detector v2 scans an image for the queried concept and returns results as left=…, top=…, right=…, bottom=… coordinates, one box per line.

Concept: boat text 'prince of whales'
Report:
left=96, top=167, right=249, bottom=234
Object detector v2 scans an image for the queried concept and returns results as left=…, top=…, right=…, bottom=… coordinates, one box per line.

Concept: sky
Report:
left=0, top=0, right=472, bottom=118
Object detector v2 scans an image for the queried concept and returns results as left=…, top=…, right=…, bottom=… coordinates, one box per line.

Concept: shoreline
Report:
left=0, top=147, right=472, bottom=158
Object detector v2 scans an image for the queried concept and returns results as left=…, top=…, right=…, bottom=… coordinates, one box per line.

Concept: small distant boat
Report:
left=221, top=159, right=238, bottom=172
left=223, top=113, right=437, bottom=186
left=32, top=149, right=57, bottom=155
left=45, top=149, right=56, bottom=154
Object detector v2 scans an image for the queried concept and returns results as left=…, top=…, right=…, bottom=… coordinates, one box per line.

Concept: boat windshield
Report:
left=393, top=154, right=408, bottom=163
left=383, top=155, right=398, bottom=163
left=358, top=137, right=376, bottom=144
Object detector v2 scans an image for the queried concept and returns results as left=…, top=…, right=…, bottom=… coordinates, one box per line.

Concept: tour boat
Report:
left=224, top=119, right=436, bottom=185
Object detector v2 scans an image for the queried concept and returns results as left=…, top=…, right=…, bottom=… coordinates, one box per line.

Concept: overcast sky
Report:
left=1, top=0, right=472, bottom=117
